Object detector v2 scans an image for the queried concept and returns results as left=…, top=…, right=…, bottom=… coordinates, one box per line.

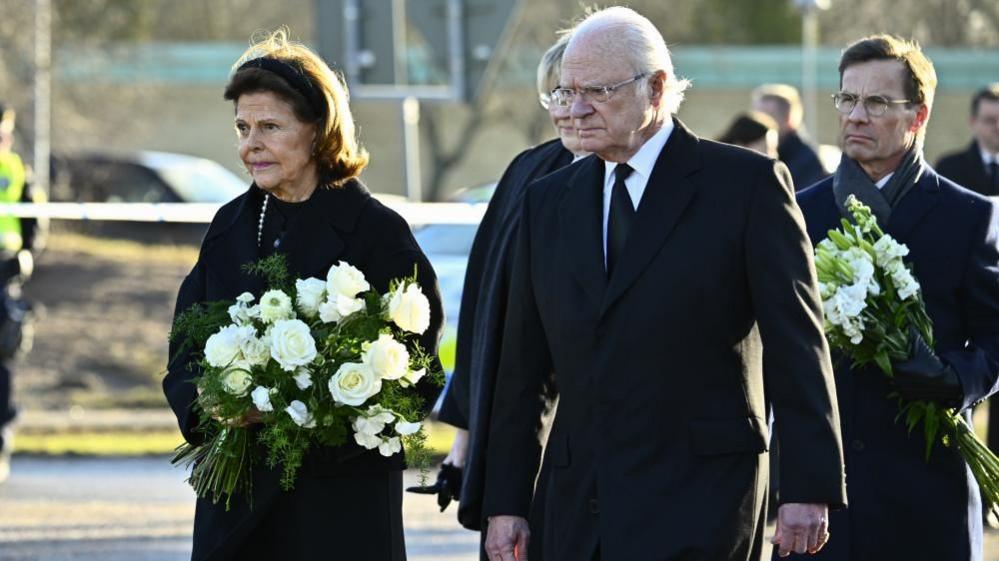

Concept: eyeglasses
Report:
left=539, top=90, right=554, bottom=110
left=832, top=92, right=912, bottom=117
left=550, top=73, right=648, bottom=108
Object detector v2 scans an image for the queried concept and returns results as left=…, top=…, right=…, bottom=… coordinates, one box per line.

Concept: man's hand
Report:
left=772, top=503, right=829, bottom=557
left=892, top=329, right=962, bottom=407
left=485, top=515, right=530, bottom=561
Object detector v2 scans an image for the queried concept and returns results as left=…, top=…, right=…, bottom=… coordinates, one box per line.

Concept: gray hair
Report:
left=570, top=6, right=691, bottom=114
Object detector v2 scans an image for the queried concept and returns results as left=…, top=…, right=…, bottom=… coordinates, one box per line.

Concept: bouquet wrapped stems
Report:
left=816, top=195, right=999, bottom=515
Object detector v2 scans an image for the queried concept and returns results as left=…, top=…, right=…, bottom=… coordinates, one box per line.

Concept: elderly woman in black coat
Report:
left=163, top=30, right=443, bottom=561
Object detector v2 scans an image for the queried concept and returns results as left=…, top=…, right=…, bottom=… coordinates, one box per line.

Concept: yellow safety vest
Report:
left=0, top=152, right=25, bottom=251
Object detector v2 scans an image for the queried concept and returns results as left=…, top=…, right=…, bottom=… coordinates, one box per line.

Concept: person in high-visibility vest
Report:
left=0, top=102, right=25, bottom=484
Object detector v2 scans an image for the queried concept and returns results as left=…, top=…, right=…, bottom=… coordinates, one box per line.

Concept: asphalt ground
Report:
left=0, top=456, right=479, bottom=561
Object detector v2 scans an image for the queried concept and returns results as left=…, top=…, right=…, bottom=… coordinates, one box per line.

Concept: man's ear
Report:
left=910, top=103, right=930, bottom=132
left=649, top=70, right=667, bottom=107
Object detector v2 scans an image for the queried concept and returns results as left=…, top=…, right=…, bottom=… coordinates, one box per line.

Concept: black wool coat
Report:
left=437, top=138, right=574, bottom=533
left=164, top=180, right=444, bottom=561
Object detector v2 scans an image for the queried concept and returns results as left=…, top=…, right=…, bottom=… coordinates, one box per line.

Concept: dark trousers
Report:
left=0, top=361, right=12, bottom=451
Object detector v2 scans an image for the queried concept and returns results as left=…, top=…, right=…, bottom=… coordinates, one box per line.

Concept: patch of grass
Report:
left=14, top=430, right=184, bottom=456
left=14, top=421, right=457, bottom=457
left=46, top=231, right=198, bottom=265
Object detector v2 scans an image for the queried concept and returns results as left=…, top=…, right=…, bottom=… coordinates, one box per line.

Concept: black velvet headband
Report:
left=236, top=57, right=326, bottom=119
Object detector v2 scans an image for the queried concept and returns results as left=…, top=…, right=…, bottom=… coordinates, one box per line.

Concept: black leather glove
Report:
left=405, top=463, right=462, bottom=512
left=892, top=329, right=963, bottom=408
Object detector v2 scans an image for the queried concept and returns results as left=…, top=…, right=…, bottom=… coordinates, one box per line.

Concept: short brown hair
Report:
left=838, top=35, right=937, bottom=113
left=971, top=83, right=999, bottom=118
left=224, top=29, right=369, bottom=188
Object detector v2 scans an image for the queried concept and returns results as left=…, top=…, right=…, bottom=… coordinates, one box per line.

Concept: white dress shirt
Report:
left=601, top=120, right=675, bottom=267
left=875, top=173, right=894, bottom=190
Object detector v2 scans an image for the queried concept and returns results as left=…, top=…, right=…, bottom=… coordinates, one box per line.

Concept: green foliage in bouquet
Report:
left=169, top=256, right=442, bottom=509
left=815, top=195, right=999, bottom=514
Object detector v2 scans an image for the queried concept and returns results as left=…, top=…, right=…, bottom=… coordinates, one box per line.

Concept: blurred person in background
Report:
left=417, top=29, right=589, bottom=560
left=717, top=110, right=780, bottom=158
left=936, top=83, right=999, bottom=197
left=753, top=83, right=828, bottom=190
left=0, top=102, right=35, bottom=485
left=163, top=30, right=443, bottom=561
left=792, top=35, right=999, bottom=561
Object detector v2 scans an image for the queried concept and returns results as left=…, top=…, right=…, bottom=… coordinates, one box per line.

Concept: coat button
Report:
left=589, top=498, right=599, bottom=515
left=851, top=439, right=865, bottom=452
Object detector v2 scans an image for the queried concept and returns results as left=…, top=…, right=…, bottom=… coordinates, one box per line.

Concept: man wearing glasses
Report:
left=793, top=35, right=999, bottom=561
left=481, top=6, right=846, bottom=561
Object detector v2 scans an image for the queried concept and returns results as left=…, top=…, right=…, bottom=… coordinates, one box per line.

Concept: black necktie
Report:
left=607, top=163, right=635, bottom=276
left=989, top=162, right=999, bottom=195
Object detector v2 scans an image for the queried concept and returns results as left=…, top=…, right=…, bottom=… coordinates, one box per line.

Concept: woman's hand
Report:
left=444, top=428, right=469, bottom=468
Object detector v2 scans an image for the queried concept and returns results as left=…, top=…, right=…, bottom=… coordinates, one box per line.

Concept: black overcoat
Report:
left=788, top=169, right=999, bottom=561
left=483, top=120, right=847, bottom=561
left=937, top=141, right=998, bottom=197
left=437, top=138, right=573, bottom=526
left=164, top=180, right=444, bottom=561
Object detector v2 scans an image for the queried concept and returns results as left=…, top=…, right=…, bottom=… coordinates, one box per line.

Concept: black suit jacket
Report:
left=936, top=140, right=997, bottom=196
left=437, top=138, right=573, bottom=533
left=483, top=120, right=846, bottom=561
left=163, top=180, right=444, bottom=561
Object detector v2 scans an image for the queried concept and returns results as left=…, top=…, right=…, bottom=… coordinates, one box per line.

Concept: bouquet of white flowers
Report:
left=169, top=255, right=441, bottom=508
left=815, top=195, right=999, bottom=512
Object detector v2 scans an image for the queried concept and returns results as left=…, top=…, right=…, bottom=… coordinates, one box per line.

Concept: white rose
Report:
left=295, top=278, right=327, bottom=318
left=363, top=333, right=410, bottom=381
left=354, top=431, right=382, bottom=450
left=328, top=362, right=381, bottom=406
left=398, top=367, right=426, bottom=388
left=293, top=368, right=314, bottom=390
left=386, top=282, right=431, bottom=334
left=327, top=261, right=370, bottom=299
left=251, top=386, right=274, bottom=412
left=334, top=294, right=366, bottom=318
left=259, top=289, right=294, bottom=324
left=318, top=300, right=342, bottom=324
left=222, top=369, right=253, bottom=397
left=239, top=332, right=271, bottom=367
left=285, top=400, right=316, bottom=428
left=395, top=419, right=421, bottom=436
left=269, top=319, right=318, bottom=372
left=204, top=325, right=243, bottom=368
left=378, top=436, right=402, bottom=457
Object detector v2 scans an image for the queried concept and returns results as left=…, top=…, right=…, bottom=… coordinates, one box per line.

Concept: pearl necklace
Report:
left=256, top=194, right=270, bottom=247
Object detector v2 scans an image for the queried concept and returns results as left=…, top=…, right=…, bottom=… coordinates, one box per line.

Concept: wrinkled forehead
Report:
left=840, top=60, right=908, bottom=97
left=561, top=31, right=634, bottom=87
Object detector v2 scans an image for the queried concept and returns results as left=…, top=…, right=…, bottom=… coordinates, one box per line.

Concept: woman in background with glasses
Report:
left=417, top=29, right=589, bottom=561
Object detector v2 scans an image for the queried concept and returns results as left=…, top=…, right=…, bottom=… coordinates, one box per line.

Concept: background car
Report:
left=50, top=150, right=247, bottom=244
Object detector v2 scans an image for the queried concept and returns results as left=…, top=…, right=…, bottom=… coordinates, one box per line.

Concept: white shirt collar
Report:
left=603, top=119, right=675, bottom=196
left=875, top=172, right=894, bottom=190
left=980, top=146, right=998, bottom=166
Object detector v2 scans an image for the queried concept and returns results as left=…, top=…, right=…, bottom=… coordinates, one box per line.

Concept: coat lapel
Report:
left=600, top=121, right=701, bottom=317
left=559, top=155, right=607, bottom=309
left=205, top=188, right=267, bottom=298
left=885, top=170, right=940, bottom=244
